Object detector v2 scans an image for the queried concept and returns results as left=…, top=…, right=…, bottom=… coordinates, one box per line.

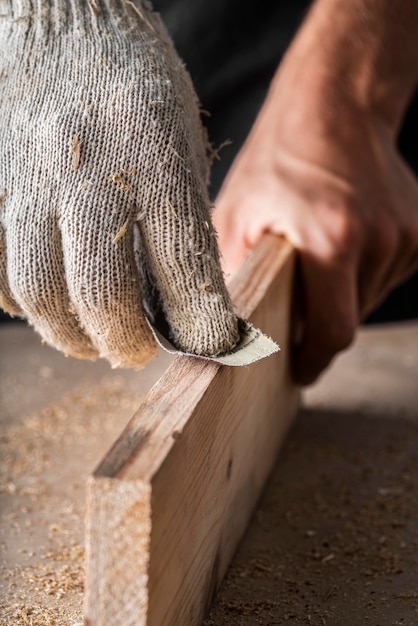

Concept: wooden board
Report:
left=84, top=235, right=300, bottom=626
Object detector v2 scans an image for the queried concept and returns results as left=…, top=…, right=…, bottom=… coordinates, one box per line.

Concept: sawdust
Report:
left=2, top=325, right=417, bottom=625
left=0, top=376, right=141, bottom=625
left=204, top=408, right=418, bottom=626
left=0, top=602, right=83, bottom=626
left=3, top=542, right=84, bottom=604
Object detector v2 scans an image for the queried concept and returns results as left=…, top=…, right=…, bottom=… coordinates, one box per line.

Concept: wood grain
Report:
left=85, top=235, right=300, bottom=626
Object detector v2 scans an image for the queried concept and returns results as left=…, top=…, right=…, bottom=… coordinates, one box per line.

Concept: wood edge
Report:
left=93, top=358, right=219, bottom=480
left=84, top=475, right=152, bottom=624
left=228, top=234, right=293, bottom=314
left=92, top=236, right=295, bottom=482
left=146, top=242, right=299, bottom=625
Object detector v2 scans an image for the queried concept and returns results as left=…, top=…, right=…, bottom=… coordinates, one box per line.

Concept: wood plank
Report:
left=84, top=235, right=300, bottom=626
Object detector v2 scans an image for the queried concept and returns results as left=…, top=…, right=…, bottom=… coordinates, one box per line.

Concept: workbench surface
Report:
left=1, top=322, right=417, bottom=625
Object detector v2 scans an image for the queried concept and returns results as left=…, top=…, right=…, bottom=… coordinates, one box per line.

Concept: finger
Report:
left=5, top=211, right=98, bottom=359
left=0, top=221, right=23, bottom=317
left=137, top=171, right=240, bottom=357
left=293, top=253, right=357, bottom=385
left=212, top=200, right=250, bottom=279
left=61, top=196, right=157, bottom=368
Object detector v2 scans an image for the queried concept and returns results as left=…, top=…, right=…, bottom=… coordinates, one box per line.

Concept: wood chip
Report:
left=108, top=166, right=136, bottom=192
left=71, top=136, right=81, bottom=172
left=167, top=199, right=177, bottom=219
left=88, top=0, right=98, bottom=16
left=113, top=218, right=130, bottom=244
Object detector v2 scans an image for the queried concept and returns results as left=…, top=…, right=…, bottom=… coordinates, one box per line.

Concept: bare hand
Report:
left=214, top=43, right=418, bottom=384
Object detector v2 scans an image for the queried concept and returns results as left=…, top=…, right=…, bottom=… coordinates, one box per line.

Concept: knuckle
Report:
left=325, top=203, right=363, bottom=263
left=342, top=209, right=363, bottom=248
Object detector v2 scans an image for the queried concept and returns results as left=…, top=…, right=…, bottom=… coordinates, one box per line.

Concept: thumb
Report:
left=213, top=201, right=250, bottom=279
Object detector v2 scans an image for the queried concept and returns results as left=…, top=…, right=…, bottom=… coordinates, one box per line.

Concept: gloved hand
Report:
left=0, top=0, right=239, bottom=367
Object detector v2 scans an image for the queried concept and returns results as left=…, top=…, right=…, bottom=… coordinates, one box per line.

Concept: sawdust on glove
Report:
left=0, top=0, right=242, bottom=368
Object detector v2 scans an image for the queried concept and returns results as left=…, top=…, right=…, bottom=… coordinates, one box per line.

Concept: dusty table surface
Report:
left=0, top=321, right=417, bottom=625
left=0, top=324, right=172, bottom=625
left=205, top=321, right=418, bottom=626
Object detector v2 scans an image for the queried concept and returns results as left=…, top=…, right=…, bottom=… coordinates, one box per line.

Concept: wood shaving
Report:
left=0, top=293, right=17, bottom=315
left=78, top=180, right=92, bottom=192
left=87, top=0, right=98, bottom=16
left=71, top=135, right=81, bottom=172
left=167, top=199, right=177, bottom=219
left=108, top=172, right=131, bottom=191
left=108, top=166, right=136, bottom=191
left=119, top=165, right=136, bottom=176
left=123, top=0, right=159, bottom=38
left=199, top=282, right=213, bottom=293
left=205, top=137, right=232, bottom=166
left=113, top=218, right=130, bottom=244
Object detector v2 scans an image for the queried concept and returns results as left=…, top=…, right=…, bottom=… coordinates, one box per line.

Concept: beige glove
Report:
left=0, top=0, right=239, bottom=368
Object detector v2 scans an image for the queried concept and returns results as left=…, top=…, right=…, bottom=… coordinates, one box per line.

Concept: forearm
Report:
left=272, top=0, right=418, bottom=134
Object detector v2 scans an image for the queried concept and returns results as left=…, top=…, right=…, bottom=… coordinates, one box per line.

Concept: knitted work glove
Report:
left=0, top=0, right=240, bottom=368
